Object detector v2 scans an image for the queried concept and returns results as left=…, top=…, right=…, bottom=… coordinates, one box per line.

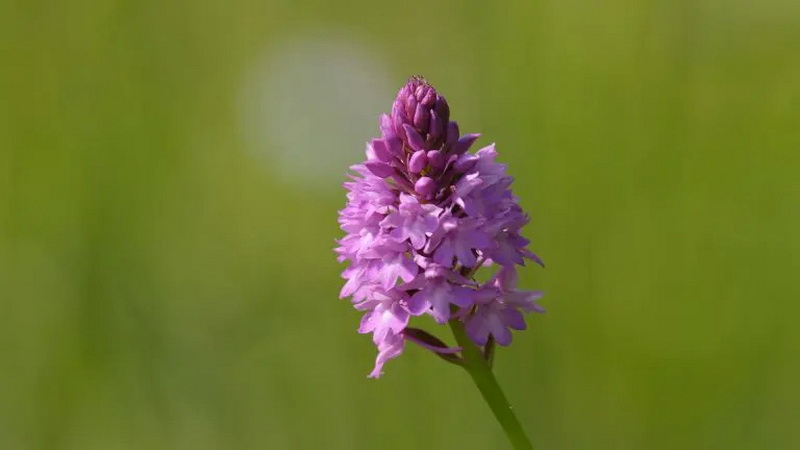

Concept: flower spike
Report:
left=336, top=77, right=543, bottom=378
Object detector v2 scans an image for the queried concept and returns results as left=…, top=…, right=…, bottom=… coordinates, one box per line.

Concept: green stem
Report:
left=449, top=319, right=533, bottom=450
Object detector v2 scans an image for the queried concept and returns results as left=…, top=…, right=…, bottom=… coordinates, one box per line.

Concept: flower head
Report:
left=336, top=77, right=543, bottom=377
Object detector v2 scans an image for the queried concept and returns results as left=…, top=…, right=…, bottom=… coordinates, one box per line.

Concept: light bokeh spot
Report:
left=239, top=33, right=394, bottom=189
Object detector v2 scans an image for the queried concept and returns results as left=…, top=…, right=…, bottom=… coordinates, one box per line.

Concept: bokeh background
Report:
left=2, top=1, right=799, bottom=449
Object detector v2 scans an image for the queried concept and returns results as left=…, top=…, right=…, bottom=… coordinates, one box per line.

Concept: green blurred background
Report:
left=2, top=1, right=799, bottom=449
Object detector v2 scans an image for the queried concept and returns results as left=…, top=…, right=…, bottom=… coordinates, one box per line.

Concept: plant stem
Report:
left=449, top=319, right=533, bottom=450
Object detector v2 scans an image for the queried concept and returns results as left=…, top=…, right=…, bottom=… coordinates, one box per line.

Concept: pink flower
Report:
left=336, top=77, right=543, bottom=377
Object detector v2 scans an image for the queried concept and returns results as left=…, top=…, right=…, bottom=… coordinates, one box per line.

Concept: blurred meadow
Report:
left=2, top=0, right=799, bottom=449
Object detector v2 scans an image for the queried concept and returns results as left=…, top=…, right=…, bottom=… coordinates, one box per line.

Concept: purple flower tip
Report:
left=393, top=76, right=451, bottom=150
left=337, top=77, right=543, bottom=377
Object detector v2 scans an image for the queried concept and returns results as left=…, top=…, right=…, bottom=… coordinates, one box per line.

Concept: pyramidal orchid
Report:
left=336, top=77, right=543, bottom=449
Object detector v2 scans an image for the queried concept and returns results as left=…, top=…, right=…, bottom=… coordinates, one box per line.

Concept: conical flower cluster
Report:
left=336, top=77, right=543, bottom=377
